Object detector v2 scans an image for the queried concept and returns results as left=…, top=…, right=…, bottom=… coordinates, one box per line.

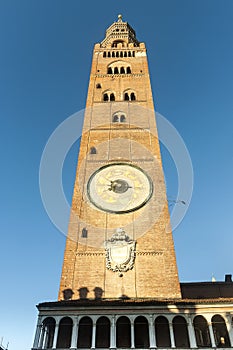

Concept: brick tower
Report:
left=32, top=15, right=233, bottom=350
left=59, top=14, right=181, bottom=300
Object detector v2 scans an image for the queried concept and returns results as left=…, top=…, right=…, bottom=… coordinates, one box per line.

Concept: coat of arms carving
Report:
left=105, top=228, right=136, bottom=273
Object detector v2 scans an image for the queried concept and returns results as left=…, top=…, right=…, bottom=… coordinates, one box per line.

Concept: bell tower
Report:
left=59, top=15, right=181, bottom=300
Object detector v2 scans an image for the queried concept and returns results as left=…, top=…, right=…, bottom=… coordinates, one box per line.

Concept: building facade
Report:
left=32, top=15, right=233, bottom=350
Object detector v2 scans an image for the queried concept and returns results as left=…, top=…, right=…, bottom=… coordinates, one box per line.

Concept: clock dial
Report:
left=87, top=163, right=153, bottom=213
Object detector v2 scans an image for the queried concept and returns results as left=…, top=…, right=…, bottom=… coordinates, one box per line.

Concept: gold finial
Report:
left=118, top=14, right=123, bottom=22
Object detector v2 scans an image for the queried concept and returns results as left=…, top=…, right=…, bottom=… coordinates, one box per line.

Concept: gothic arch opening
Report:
left=154, top=316, right=171, bottom=347
left=90, top=147, right=97, bottom=154
left=212, top=315, right=230, bottom=347
left=95, top=316, right=110, bottom=348
left=173, top=316, right=190, bottom=348
left=194, top=315, right=211, bottom=347
left=42, top=317, right=55, bottom=349
left=77, top=316, right=93, bottom=348
left=116, top=316, right=131, bottom=348
left=56, top=317, right=73, bottom=349
left=134, top=316, right=149, bottom=348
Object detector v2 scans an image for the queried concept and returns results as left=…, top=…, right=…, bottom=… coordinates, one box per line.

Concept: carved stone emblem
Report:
left=105, top=228, right=136, bottom=272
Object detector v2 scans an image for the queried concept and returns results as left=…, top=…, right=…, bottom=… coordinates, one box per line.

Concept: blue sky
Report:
left=1, top=1, right=233, bottom=349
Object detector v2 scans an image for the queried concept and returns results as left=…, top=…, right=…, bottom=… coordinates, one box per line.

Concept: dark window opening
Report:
left=124, top=93, right=129, bottom=101
left=103, top=93, right=109, bottom=101
left=90, top=147, right=97, bottom=154
left=56, top=317, right=73, bottom=349
left=114, top=67, right=119, bottom=74
left=110, top=93, right=115, bottom=101
left=155, top=316, right=171, bottom=347
left=96, top=317, right=110, bottom=348
left=124, top=52, right=127, bottom=57
left=127, top=67, right=131, bottom=74
left=107, top=52, right=111, bottom=57
left=128, top=51, right=131, bottom=57
left=116, top=317, right=131, bottom=348
left=120, top=67, right=125, bottom=74
left=212, top=315, right=230, bottom=347
left=131, top=92, right=136, bottom=100
left=107, top=67, right=113, bottom=74
left=120, top=115, right=126, bottom=122
left=81, top=228, right=88, bottom=238
left=103, top=52, right=106, bottom=57
left=112, top=52, right=115, bottom=57
left=43, top=318, right=55, bottom=349
left=96, top=83, right=101, bottom=89
left=134, top=316, right=149, bottom=349
left=173, top=316, right=190, bottom=348
left=133, top=51, right=135, bottom=57
left=113, top=115, right=119, bottom=123
left=120, top=51, right=123, bottom=57
left=194, top=316, right=211, bottom=348
left=77, top=317, right=92, bottom=348
left=116, top=52, right=119, bottom=57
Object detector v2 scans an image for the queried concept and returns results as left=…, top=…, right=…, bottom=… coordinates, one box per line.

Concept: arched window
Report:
left=134, top=316, right=149, bottom=348
left=42, top=317, right=55, bottom=349
left=107, top=52, right=111, bottom=57
left=124, top=93, right=130, bottom=101
left=133, top=51, right=135, bottom=57
left=120, top=51, right=123, bottom=57
left=112, top=52, right=115, bottom=57
left=77, top=317, right=93, bottom=348
left=212, top=315, right=230, bottom=347
left=110, top=93, right=115, bottom=101
left=116, top=52, right=119, bottom=57
left=107, top=67, right=113, bottom=74
left=120, top=115, right=126, bottom=122
left=120, top=67, right=125, bottom=74
left=96, top=317, right=110, bottom=348
left=114, top=67, right=119, bottom=74
left=113, top=115, right=119, bottom=122
left=131, top=92, right=136, bottom=100
left=96, top=83, right=101, bottom=89
left=116, top=316, right=131, bottom=348
left=124, top=51, right=127, bottom=57
left=103, top=93, right=109, bottom=101
left=173, top=316, right=190, bottom=348
left=127, top=66, right=131, bottom=74
left=128, top=51, right=131, bottom=57
left=194, top=315, right=211, bottom=347
left=56, top=317, right=73, bottom=349
left=90, top=147, right=97, bottom=154
left=155, top=316, right=171, bottom=347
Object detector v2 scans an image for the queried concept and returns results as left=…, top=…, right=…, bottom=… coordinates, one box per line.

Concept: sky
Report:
left=1, top=1, right=233, bottom=349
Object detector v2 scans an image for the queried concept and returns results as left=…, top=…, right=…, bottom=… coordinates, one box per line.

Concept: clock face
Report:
left=87, top=163, right=153, bottom=214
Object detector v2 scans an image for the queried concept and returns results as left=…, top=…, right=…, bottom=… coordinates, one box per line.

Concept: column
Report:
left=187, top=316, right=197, bottom=348
left=91, top=321, right=96, bottom=349
left=52, top=321, right=60, bottom=349
left=42, top=327, right=49, bottom=349
left=110, top=315, right=116, bottom=349
left=131, top=320, right=135, bottom=348
left=149, top=316, right=156, bottom=349
left=33, top=316, right=42, bottom=349
left=226, top=314, right=233, bottom=347
left=38, top=325, right=45, bottom=349
left=208, top=322, right=216, bottom=348
left=70, top=317, right=79, bottom=349
left=169, top=322, right=175, bottom=348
